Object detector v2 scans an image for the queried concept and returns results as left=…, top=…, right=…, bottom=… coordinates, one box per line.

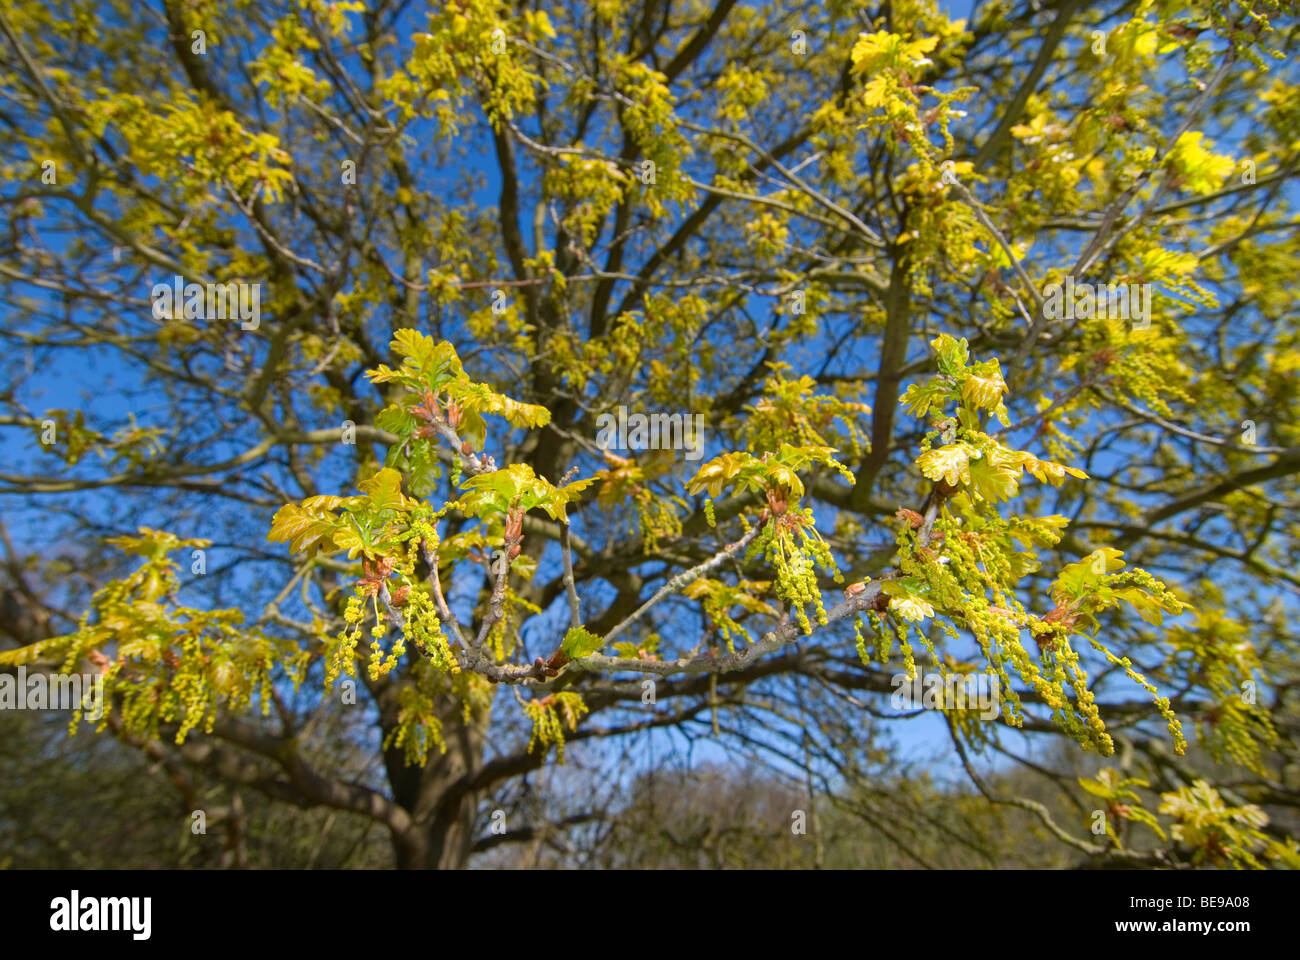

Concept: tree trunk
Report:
left=384, top=693, right=489, bottom=869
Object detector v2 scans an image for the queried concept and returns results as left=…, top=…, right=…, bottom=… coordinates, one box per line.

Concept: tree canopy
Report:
left=1, top=0, right=1299, bottom=869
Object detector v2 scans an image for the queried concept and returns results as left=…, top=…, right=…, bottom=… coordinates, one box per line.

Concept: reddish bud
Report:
left=895, top=508, right=925, bottom=529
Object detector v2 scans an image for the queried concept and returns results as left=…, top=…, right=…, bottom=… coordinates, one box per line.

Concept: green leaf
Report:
left=961, top=360, right=1007, bottom=411
left=491, top=394, right=552, bottom=430
left=300, top=495, right=351, bottom=512
left=375, top=404, right=415, bottom=436
left=406, top=444, right=441, bottom=498
left=540, top=477, right=596, bottom=521
left=562, top=625, right=604, bottom=659
left=1051, top=548, right=1126, bottom=603
left=357, top=467, right=409, bottom=512
left=900, top=380, right=951, bottom=418
left=915, top=443, right=973, bottom=486
left=365, top=363, right=406, bottom=384
left=391, top=328, right=439, bottom=368
left=332, top=524, right=365, bottom=559
left=932, top=333, right=970, bottom=378
left=267, top=503, right=342, bottom=555
left=1078, top=775, right=1116, bottom=799
left=687, top=451, right=756, bottom=498
left=1127, top=807, right=1167, bottom=840
left=0, top=635, right=69, bottom=667
left=967, top=456, right=1020, bottom=503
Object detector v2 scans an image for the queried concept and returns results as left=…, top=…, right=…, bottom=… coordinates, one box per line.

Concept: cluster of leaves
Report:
left=0, top=528, right=307, bottom=744
left=461, top=462, right=592, bottom=524
left=1073, top=762, right=1300, bottom=870
left=522, top=691, right=588, bottom=762
left=684, top=578, right=777, bottom=653
left=394, top=1, right=557, bottom=132
left=249, top=1, right=362, bottom=106
left=266, top=332, right=597, bottom=761
left=738, top=364, right=871, bottom=458
left=369, top=331, right=551, bottom=493
left=29, top=411, right=164, bottom=470
left=688, top=444, right=852, bottom=633
left=854, top=336, right=1192, bottom=758
left=86, top=91, right=294, bottom=206
left=1076, top=762, right=1300, bottom=869
left=1158, top=780, right=1299, bottom=869
left=849, top=29, right=972, bottom=162
left=1078, top=768, right=1168, bottom=848
left=1077, top=771, right=1300, bottom=870
left=30, top=410, right=102, bottom=467
left=591, top=450, right=687, bottom=555
left=1166, top=603, right=1277, bottom=774
left=2, top=0, right=1297, bottom=874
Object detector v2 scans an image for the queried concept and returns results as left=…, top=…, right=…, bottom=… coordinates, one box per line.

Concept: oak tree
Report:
left=2, top=0, right=1298, bottom=868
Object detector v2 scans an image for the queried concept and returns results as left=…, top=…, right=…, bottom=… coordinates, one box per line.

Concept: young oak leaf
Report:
left=445, top=380, right=551, bottom=450
left=357, top=467, right=410, bottom=512
left=391, top=328, right=464, bottom=383
left=900, top=380, right=953, bottom=418
left=932, top=333, right=970, bottom=378
left=882, top=581, right=935, bottom=622
left=460, top=462, right=593, bottom=521
left=544, top=477, right=596, bottom=521
left=915, top=442, right=974, bottom=486
left=562, top=625, right=604, bottom=659
left=267, top=503, right=346, bottom=555
left=850, top=31, right=939, bottom=75
left=1022, top=454, right=1089, bottom=485
left=1111, top=586, right=1182, bottom=626
left=961, top=359, right=1007, bottom=411
left=1051, top=547, right=1127, bottom=604
left=967, top=456, right=1021, bottom=502
left=686, top=451, right=765, bottom=499
left=686, top=444, right=849, bottom=500
left=106, top=527, right=211, bottom=560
